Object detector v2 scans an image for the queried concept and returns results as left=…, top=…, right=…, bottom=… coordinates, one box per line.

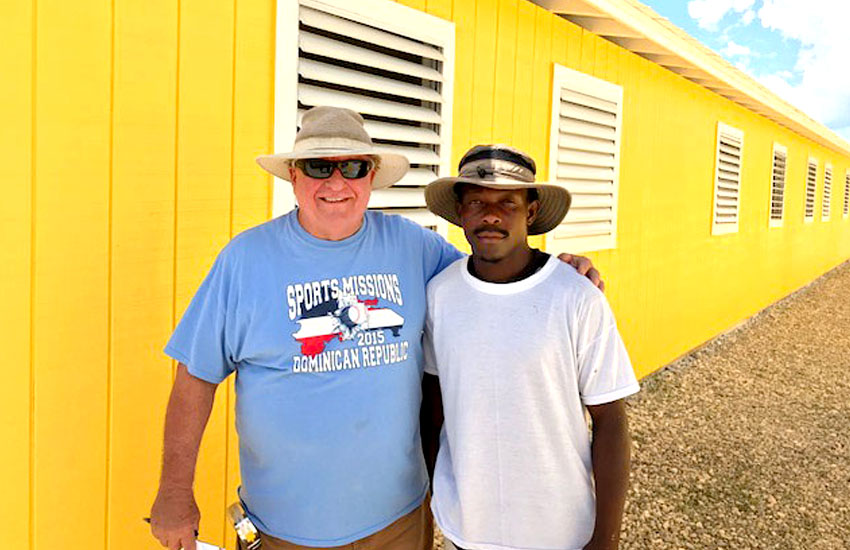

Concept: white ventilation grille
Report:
left=548, top=64, right=622, bottom=253
left=822, top=163, right=832, bottom=221
left=805, top=158, right=817, bottom=222
left=273, top=0, right=455, bottom=233
left=712, top=122, right=743, bottom=235
left=769, top=143, right=786, bottom=227
left=844, top=171, right=849, bottom=218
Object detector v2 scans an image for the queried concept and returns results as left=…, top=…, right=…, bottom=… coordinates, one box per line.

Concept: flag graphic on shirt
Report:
left=292, top=291, right=405, bottom=356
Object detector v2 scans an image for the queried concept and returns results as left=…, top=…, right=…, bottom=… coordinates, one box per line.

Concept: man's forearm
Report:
left=159, top=363, right=218, bottom=490
left=587, top=401, right=631, bottom=549
left=420, top=373, right=444, bottom=486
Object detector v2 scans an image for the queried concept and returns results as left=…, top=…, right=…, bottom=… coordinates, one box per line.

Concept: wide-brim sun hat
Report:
left=255, top=106, right=409, bottom=190
left=425, top=144, right=571, bottom=235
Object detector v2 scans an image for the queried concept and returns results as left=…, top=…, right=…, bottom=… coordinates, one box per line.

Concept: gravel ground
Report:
left=435, top=260, right=850, bottom=550
left=622, top=261, right=850, bottom=550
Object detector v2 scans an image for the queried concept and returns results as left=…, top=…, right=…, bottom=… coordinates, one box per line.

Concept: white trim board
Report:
left=547, top=64, right=623, bottom=253
left=711, top=122, right=743, bottom=236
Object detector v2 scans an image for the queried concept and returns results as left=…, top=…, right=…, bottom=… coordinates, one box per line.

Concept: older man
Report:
left=149, top=107, right=602, bottom=550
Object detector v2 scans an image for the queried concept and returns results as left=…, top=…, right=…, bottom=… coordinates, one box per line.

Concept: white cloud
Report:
left=722, top=40, right=753, bottom=58
left=735, top=61, right=751, bottom=74
left=741, top=9, right=756, bottom=25
left=687, top=0, right=755, bottom=30
left=755, top=0, right=850, bottom=134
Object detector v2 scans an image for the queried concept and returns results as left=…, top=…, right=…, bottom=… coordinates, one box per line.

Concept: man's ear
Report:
left=526, top=197, right=540, bottom=227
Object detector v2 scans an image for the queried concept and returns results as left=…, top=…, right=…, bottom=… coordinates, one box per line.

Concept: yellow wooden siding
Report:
left=406, top=0, right=848, bottom=376
left=0, top=1, right=33, bottom=548
left=512, top=1, right=537, bottom=155
left=470, top=0, right=498, bottom=145
left=555, top=27, right=850, bottom=375
left=108, top=2, right=178, bottom=549
left=492, top=0, right=518, bottom=145
left=2, top=1, right=850, bottom=549
left=0, top=0, right=273, bottom=548
left=176, top=0, right=236, bottom=543
left=426, top=0, right=453, bottom=20
left=33, top=1, right=111, bottom=548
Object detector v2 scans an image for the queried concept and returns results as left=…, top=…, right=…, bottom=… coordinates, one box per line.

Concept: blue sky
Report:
left=639, top=0, right=850, bottom=142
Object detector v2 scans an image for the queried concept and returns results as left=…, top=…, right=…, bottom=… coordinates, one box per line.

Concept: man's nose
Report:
left=322, top=169, right=347, bottom=189
left=480, top=203, right=502, bottom=225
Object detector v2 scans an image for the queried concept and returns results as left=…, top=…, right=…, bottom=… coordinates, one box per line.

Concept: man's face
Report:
left=457, top=184, right=539, bottom=262
left=290, top=155, right=374, bottom=240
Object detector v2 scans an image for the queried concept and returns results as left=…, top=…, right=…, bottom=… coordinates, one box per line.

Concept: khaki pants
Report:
left=240, top=497, right=433, bottom=550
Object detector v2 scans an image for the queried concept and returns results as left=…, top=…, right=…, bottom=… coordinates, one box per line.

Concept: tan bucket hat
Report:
left=256, top=106, right=409, bottom=190
left=425, top=144, right=571, bottom=235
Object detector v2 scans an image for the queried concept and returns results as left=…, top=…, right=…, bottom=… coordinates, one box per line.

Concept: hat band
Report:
left=292, top=136, right=375, bottom=155
left=460, top=147, right=536, bottom=174
left=458, top=158, right=536, bottom=183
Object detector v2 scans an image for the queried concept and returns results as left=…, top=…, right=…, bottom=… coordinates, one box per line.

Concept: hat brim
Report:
left=425, top=177, right=572, bottom=235
left=256, top=148, right=409, bottom=190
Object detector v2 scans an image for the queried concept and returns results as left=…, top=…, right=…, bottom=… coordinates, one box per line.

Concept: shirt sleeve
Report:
left=164, top=248, right=238, bottom=384
left=421, top=227, right=464, bottom=282
left=575, top=290, right=640, bottom=406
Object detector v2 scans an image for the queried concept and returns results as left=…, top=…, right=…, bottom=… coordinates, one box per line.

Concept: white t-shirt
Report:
left=424, top=256, right=640, bottom=550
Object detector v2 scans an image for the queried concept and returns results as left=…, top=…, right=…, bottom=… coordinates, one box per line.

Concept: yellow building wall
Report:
left=1, top=0, right=849, bottom=549
left=399, top=0, right=850, bottom=379
left=1, top=1, right=274, bottom=548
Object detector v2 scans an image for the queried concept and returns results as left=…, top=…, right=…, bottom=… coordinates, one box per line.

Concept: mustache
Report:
left=473, top=226, right=509, bottom=237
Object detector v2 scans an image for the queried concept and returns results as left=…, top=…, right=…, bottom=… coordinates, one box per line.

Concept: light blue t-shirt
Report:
left=164, top=210, right=461, bottom=546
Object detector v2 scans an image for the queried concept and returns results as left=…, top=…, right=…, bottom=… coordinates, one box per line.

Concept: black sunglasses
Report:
left=294, top=158, right=375, bottom=180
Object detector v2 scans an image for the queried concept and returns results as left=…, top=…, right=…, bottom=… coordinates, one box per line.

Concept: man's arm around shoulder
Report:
left=584, top=399, right=631, bottom=550
left=150, top=363, right=218, bottom=550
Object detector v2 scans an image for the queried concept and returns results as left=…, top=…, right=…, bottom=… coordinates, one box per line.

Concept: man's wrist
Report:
left=157, top=479, right=195, bottom=493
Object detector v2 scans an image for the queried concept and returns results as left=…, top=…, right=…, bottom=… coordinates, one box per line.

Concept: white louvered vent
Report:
left=804, top=158, right=817, bottom=222
left=822, top=163, right=832, bottom=221
left=712, top=122, right=743, bottom=235
left=769, top=143, right=786, bottom=227
left=844, top=171, right=849, bottom=218
left=273, top=0, right=455, bottom=233
left=548, top=64, right=622, bottom=253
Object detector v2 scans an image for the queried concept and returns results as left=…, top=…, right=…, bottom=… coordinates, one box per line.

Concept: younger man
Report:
left=422, top=145, right=640, bottom=550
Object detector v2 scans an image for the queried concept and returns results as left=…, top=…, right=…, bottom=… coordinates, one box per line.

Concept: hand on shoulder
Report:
left=558, top=252, right=605, bottom=292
